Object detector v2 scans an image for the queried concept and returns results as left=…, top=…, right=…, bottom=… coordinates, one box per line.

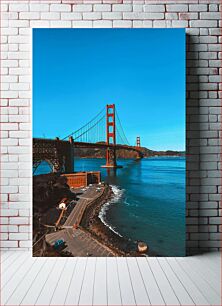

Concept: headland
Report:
left=33, top=173, right=152, bottom=257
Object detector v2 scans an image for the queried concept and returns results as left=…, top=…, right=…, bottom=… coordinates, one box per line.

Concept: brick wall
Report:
left=1, top=0, right=221, bottom=254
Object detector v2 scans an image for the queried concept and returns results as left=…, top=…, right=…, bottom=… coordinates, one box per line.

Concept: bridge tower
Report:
left=106, top=104, right=116, bottom=167
left=136, top=136, right=141, bottom=149
left=101, top=104, right=119, bottom=168
left=135, top=136, right=142, bottom=160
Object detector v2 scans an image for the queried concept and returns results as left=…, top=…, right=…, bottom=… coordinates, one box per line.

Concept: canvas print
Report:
left=33, top=29, right=185, bottom=257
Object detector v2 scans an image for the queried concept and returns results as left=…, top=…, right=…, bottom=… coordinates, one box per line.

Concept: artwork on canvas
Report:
left=33, top=29, right=185, bottom=257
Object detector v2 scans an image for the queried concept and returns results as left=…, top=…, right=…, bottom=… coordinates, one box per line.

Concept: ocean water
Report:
left=35, top=157, right=185, bottom=256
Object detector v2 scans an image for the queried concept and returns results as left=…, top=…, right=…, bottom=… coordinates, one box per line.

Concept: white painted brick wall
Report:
left=0, top=0, right=221, bottom=255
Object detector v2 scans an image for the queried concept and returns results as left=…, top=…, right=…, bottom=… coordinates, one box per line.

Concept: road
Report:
left=45, top=185, right=116, bottom=257
left=64, top=185, right=105, bottom=227
left=45, top=228, right=115, bottom=256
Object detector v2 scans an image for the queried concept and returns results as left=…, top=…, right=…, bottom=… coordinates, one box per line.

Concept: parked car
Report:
left=53, top=239, right=65, bottom=250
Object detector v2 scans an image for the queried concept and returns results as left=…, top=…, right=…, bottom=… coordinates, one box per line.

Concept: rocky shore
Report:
left=80, top=184, right=148, bottom=256
left=33, top=173, right=155, bottom=257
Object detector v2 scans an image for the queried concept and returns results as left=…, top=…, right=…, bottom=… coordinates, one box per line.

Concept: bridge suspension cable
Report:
left=115, top=109, right=130, bottom=146
left=62, top=106, right=106, bottom=141
left=74, top=114, right=106, bottom=142
left=62, top=104, right=130, bottom=146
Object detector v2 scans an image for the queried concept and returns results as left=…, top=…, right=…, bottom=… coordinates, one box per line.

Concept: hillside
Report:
left=74, top=144, right=184, bottom=159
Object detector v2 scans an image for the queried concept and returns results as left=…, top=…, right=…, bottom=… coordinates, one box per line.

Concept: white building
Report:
left=59, top=202, right=66, bottom=210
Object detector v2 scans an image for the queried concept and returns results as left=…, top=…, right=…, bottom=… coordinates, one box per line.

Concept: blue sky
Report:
left=33, top=29, right=185, bottom=151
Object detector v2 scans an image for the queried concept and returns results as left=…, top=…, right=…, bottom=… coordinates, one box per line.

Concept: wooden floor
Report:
left=1, top=251, right=221, bottom=306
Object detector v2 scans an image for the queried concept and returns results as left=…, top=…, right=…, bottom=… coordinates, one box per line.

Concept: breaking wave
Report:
left=99, top=185, right=124, bottom=237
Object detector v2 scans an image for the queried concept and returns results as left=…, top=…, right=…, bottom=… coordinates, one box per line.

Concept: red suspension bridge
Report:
left=33, top=104, right=143, bottom=173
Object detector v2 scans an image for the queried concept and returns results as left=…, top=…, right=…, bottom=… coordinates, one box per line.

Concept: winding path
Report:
left=45, top=185, right=116, bottom=257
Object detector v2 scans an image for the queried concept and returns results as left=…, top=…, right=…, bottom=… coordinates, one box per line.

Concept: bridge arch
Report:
left=33, top=159, right=59, bottom=174
left=33, top=138, right=74, bottom=174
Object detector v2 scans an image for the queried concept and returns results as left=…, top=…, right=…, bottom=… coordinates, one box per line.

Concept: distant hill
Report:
left=74, top=144, right=185, bottom=159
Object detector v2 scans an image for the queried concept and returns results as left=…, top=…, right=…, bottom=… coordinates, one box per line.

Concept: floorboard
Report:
left=1, top=253, right=30, bottom=290
left=93, top=257, right=107, bottom=305
left=2, top=251, right=22, bottom=273
left=35, top=258, right=67, bottom=305
left=0, top=251, right=14, bottom=263
left=136, top=257, right=165, bottom=305
left=179, top=256, right=220, bottom=295
left=21, top=258, right=57, bottom=305
left=195, top=252, right=220, bottom=274
left=157, top=258, right=195, bottom=305
left=0, top=251, right=220, bottom=306
left=175, top=257, right=221, bottom=305
left=5, top=258, right=46, bottom=305
left=64, top=257, right=87, bottom=306
left=107, top=257, right=122, bottom=306
left=1, top=256, right=36, bottom=305
left=147, top=257, right=180, bottom=305
left=117, top=257, right=136, bottom=305
left=50, top=258, right=77, bottom=305
left=78, top=257, right=96, bottom=306
left=127, top=257, right=150, bottom=305
left=166, top=257, right=211, bottom=305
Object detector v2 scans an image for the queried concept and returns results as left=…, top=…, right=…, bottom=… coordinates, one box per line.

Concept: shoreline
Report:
left=80, top=184, right=135, bottom=256
left=33, top=173, right=157, bottom=256
left=80, top=184, right=152, bottom=256
left=98, top=185, right=124, bottom=238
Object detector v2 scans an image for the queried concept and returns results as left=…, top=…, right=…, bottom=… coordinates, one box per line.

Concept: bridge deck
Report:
left=33, top=138, right=143, bottom=155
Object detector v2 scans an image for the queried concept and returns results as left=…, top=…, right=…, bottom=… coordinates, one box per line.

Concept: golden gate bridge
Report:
left=33, top=104, right=143, bottom=173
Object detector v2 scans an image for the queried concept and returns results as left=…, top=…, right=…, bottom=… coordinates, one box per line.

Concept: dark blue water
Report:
left=35, top=157, right=185, bottom=256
